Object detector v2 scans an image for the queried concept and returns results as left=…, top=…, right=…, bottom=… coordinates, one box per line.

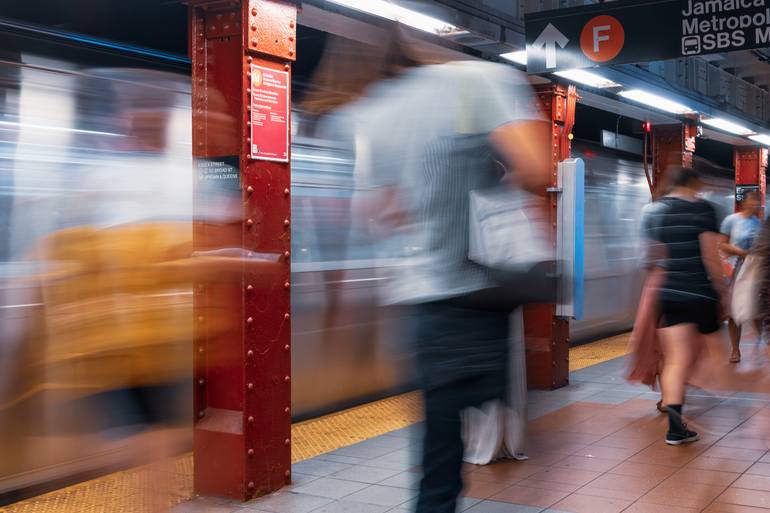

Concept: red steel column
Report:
left=734, top=146, right=768, bottom=216
left=651, top=121, right=697, bottom=197
left=525, top=84, right=577, bottom=390
left=187, top=0, right=296, bottom=501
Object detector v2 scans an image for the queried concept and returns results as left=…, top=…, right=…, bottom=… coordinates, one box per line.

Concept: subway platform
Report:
left=6, top=336, right=770, bottom=513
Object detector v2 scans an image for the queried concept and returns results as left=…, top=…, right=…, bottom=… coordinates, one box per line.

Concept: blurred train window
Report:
left=575, top=145, right=650, bottom=278
left=2, top=58, right=192, bottom=260
left=291, top=110, right=382, bottom=268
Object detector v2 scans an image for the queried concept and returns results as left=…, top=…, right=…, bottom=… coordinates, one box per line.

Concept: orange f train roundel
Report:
left=580, top=15, right=625, bottom=62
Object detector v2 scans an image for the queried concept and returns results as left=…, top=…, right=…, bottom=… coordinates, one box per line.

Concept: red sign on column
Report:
left=250, top=64, right=290, bottom=162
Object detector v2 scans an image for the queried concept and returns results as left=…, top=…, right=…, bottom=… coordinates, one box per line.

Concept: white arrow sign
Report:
left=532, top=23, right=569, bottom=69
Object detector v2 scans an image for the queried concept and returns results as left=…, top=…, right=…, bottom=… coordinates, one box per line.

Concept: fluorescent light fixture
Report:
left=617, top=89, right=694, bottom=114
left=500, top=50, right=527, bottom=65
left=749, top=134, right=770, bottom=146
left=327, top=0, right=458, bottom=35
left=702, top=117, right=754, bottom=136
left=553, top=69, right=620, bottom=88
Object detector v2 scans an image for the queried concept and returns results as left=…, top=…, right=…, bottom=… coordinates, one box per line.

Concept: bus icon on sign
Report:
left=682, top=36, right=701, bottom=55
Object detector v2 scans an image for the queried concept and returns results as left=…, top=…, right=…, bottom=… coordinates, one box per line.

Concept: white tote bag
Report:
left=468, top=186, right=552, bottom=271
left=462, top=308, right=528, bottom=464
left=732, top=254, right=762, bottom=326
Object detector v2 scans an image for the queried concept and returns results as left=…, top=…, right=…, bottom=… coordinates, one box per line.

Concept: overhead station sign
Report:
left=525, top=0, right=770, bottom=73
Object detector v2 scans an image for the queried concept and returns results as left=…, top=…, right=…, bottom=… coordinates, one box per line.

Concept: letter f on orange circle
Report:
left=581, top=15, right=625, bottom=62
left=593, top=25, right=611, bottom=53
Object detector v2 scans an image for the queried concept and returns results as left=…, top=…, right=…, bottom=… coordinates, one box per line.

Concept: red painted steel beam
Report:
left=734, top=146, right=768, bottom=216
left=651, top=120, right=697, bottom=197
left=186, top=0, right=296, bottom=501
left=524, top=84, right=577, bottom=390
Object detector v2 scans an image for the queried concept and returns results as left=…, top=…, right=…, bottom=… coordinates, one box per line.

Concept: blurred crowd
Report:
left=303, top=26, right=770, bottom=513
left=1, top=18, right=770, bottom=513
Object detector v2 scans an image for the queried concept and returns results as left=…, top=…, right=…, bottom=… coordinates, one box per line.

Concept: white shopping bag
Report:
left=463, top=401, right=504, bottom=465
left=463, top=402, right=528, bottom=464
left=468, top=187, right=552, bottom=270
left=462, top=309, right=528, bottom=464
left=732, top=254, right=762, bottom=326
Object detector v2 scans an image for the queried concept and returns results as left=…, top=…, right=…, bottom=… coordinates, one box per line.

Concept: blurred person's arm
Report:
left=488, top=119, right=551, bottom=192
left=640, top=205, right=667, bottom=272
left=351, top=186, right=406, bottom=233
left=352, top=130, right=409, bottom=232
left=639, top=204, right=663, bottom=270
left=644, top=239, right=666, bottom=270
left=719, top=215, right=747, bottom=257
left=369, top=186, right=407, bottom=230
left=701, top=232, right=729, bottom=312
left=703, top=200, right=728, bottom=301
left=719, top=234, right=747, bottom=258
left=154, top=251, right=281, bottom=284
left=452, top=63, right=550, bottom=192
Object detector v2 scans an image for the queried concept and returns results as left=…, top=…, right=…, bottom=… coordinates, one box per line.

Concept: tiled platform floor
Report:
left=177, top=354, right=770, bottom=513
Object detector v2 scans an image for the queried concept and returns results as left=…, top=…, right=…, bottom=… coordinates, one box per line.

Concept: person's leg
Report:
left=415, top=382, right=465, bottom=513
left=659, top=324, right=698, bottom=406
left=752, top=319, right=765, bottom=359
left=413, top=303, right=509, bottom=513
left=413, top=302, right=466, bottom=513
left=656, top=359, right=667, bottom=413
left=728, top=318, right=742, bottom=363
left=658, top=322, right=700, bottom=443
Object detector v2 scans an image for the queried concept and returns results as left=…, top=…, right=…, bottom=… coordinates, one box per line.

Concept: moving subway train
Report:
left=0, top=43, right=737, bottom=498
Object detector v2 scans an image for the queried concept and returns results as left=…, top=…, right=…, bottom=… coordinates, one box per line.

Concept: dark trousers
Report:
left=414, top=301, right=509, bottom=513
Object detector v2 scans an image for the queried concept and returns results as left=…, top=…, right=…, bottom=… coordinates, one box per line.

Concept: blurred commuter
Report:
left=721, top=190, right=763, bottom=362
left=627, top=167, right=683, bottom=413
left=0, top=69, right=201, bottom=512
left=356, top=55, right=550, bottom=512
left=300, top=32, right=419, bottom=350
left=643, top=166, right=728, bottom=445
left=731, top=215, right=770, bottom=348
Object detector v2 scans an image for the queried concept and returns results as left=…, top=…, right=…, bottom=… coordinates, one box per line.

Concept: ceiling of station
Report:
left=705, top=49, right=770, bottom=92
left=0, top=0, right=769, bottom=136
left=0, top=0, right=188, bottom=55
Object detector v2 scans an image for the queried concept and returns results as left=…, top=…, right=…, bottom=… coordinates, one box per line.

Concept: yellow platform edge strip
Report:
left=2, top=335, right=630, bottom=513
left=569, top=332, right=630, bottom=372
